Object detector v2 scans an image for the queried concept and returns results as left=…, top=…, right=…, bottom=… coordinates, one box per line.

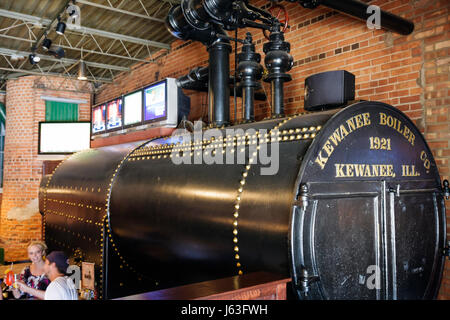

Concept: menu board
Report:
left=39, top=122, right=90, bottom=154
left=106, top=98, right=123, bottom=130
left=123, top=91, right=142, bottom=126
left=92, top=104, right=106, bottom=134
left=144, top=82, right=166, bottom=121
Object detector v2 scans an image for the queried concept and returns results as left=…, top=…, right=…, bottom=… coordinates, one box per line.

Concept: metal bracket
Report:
left=444, top=240, right=450, bottom=259
left=442, top=180, right=449, bottom=200
left=388, top=184, right=400, bottom=197
left=297, top=184, right=309, bottom=210
left=296, top=267, right=319, bottom=296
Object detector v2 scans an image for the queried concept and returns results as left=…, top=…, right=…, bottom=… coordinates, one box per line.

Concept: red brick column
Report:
left=0, top=77, right=41, bottom=261
left=0, top=76, right=92, bottom=261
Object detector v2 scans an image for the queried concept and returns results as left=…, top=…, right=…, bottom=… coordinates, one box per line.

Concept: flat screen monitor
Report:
left=143, top=81, right=167, bottom=122
left=106, top=98, right=123, bottom=131
left=123, top=90, right=142, bottom=126
left=39, top=122, right=91, bottom=154
left=92, top=104, right=106, bottom=134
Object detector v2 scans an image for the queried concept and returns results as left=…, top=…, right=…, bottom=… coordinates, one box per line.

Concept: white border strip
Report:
left=41, top=96, right=88, bottom=104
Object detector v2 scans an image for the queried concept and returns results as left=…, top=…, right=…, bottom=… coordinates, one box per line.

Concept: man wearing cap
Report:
left=43, top=251, right=78, bottom=300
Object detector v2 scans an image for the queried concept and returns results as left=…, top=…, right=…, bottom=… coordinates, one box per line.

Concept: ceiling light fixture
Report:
left=48, top=46, right=65, bottom=59
left=77, top=60, right=87, bottom=81
left=29, top=53, right=40, bottom=65
left=42, top=38, right=52, bottom=51
left=56, top=18, right=66, bottom=35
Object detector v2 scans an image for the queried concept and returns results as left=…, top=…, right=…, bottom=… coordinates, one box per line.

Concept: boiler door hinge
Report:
left=388, top=184, right=400, bottom=197
left=295, top=267, right=320, bottom=297
left=296, top=184, right=309, bottom=210
left=444, top=240, right=450, bottom=259
left=442, top=180, right=449, bottom=200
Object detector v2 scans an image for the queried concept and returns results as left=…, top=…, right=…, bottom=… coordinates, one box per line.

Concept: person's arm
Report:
left=11, top=267, right=27, bottom=299
left=11, top=287, right=22, bottom=299
left=15, top=281, right=46, bottom=300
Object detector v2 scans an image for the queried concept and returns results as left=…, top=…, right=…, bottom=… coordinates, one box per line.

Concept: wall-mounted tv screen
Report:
left=92, top=104, right=106, bottom=134
left=106, top=98, right=123, bottom=130
left=39, top=122, right=91, bottom=154
left=143, top=81, right=167, bottom=122
left=123, top=90, right=142, bottom=126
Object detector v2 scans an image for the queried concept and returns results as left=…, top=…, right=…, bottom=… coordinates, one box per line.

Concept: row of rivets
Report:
left=46, top=236, right=98, bottom=274
left=103, top=145, right=154, bottom=287
left=46, top=199, right=103, bottom=212
left=130, top=125, right=321, bottom=157
left=46, top=223, right=99, bottom=243
left=49, top=186, right=102, bottom=193
left=128, top=132, right=320, bottom=161
left=46, top=209, right=103, bottom=226
left=231, top=116, right=297, bottom=276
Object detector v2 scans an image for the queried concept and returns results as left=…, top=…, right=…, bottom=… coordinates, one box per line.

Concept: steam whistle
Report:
left=237, top=32, right=263, bottom=122
left=263, top=22, right=293, bottom=118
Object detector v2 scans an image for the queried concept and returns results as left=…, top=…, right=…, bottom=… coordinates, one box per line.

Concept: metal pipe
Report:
left=176, top=74, right=266, bottom=101
left=208, top=39, right=231, bottom=126
left=177, top=82, right=266, bottom=101
left=176, top=66, right=209, bottom=88
left=271, top=78, right=284, bottom=116
left=243, top=86, right=254, bottom=121
left=318, top=0, right=414, bottom=35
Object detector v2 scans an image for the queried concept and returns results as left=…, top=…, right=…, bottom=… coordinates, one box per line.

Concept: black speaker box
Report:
left=304, top=70, right=355, bottom=111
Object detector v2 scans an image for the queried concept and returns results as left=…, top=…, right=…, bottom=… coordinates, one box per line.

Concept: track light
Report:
left=48, top=46, right=65, bottom=59
left=42, top=38, right=52, bottom=51
left=29, top=53, right=40, bottom=65
left=56, top=20, right=66, bottom=35
left=77, top=60, right=87, bottom=81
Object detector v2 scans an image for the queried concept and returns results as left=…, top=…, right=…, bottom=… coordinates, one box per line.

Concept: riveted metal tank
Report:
left=39, top=101, right=446, bottom=300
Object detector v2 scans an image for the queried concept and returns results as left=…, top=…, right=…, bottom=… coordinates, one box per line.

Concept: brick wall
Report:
left=95, top=40, right=210, bottom=122
left=95, top=0, right=449, bottom=299
left=0, top=92, right=4, bottom=211
left=0, top=76, right=92, bottom=262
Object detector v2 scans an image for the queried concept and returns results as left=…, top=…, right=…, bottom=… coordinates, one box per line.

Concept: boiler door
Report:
left=290, top=181, right=444, bottom=300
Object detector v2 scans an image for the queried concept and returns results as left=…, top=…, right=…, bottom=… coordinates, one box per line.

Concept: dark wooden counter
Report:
left=115, top=272, right=291, bottom=300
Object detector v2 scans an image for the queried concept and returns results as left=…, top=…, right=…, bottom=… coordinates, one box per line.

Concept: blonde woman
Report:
left=11, top=241, right=50, bottom=300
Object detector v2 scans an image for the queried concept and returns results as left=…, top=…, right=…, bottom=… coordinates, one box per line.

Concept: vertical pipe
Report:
left=243, top=86, right=255, bottom=121
left=208, top=41, right=230, bottom=126
left=272, top=78, right=284, bottom=116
